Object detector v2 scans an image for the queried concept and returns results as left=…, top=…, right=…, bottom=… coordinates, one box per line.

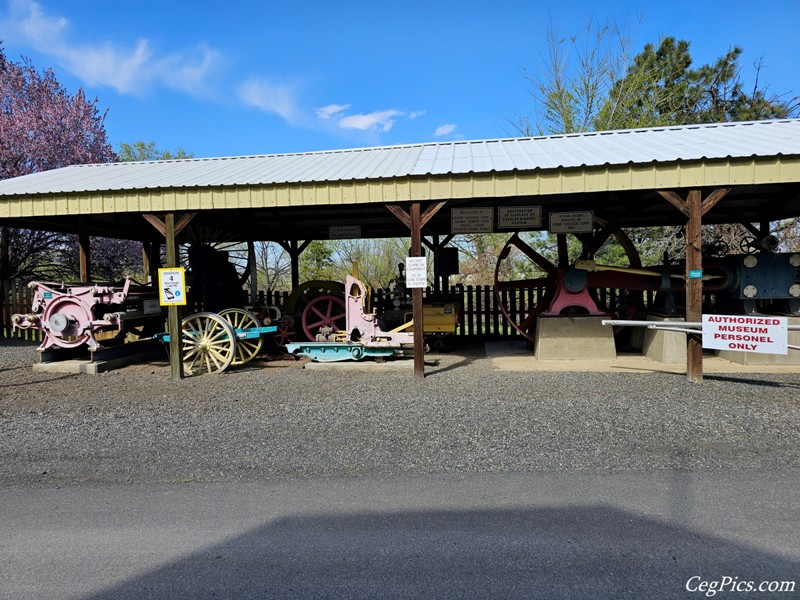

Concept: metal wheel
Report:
left=494, top=217, right=641, bottom=343
left=179, top=225, right=252, bottom=287
left=219, top=308, right=263, bottom=366
left=40, top=295, right=96, bottom=349
left=181, top=312, right=237, bottom=375
left=284, top=280, right=345, bottom=317
left=301, top=294, right=347, bottom=341
left=272, top=315, right=296, bottom=348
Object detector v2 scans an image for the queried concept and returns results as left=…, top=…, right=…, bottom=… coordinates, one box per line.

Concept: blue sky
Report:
left=1, top=0, right=798, bottom=158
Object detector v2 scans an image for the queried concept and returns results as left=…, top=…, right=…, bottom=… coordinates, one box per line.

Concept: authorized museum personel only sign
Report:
left=702, top=314, right=788, bottom=354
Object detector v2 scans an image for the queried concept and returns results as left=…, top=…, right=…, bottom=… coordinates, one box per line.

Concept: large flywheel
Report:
left=179, top=225, right=252, bottom=287
left=494, top=217, right=642, bottom=343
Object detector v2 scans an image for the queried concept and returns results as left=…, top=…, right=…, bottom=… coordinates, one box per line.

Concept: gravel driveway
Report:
left=1, top=338, right=799, bottom=486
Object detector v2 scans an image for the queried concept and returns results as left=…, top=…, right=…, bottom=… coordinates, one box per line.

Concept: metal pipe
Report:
left=602, top=320, right=799, bottom=330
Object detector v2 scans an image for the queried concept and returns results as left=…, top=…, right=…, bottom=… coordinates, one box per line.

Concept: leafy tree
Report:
left=299, top=240, right=336, bottom=282
left=0, top=43, right=116, bottom=281
left=118, top=140, right=194, bottom=161
left=518, top=24, right=800, bottom=263
left=598, top=37, right=797, bottom=129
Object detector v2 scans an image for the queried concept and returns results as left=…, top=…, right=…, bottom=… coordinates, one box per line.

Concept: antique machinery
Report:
left=12, top=278, right=162, bottom=352
left=493, top=217, right=646, bottom=343
left=494, top=217, right=800, bottom=345
left=155, top=308, right=278, bottom=376
left=285, top=274, right=416, bottom=362
left=376, top=261, right=460, bottom=350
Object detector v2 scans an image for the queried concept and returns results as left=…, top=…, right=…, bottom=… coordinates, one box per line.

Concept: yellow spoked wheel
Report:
left=181, top=312, right=237, bottom=375
left=219, top=308, right=263, bottom=366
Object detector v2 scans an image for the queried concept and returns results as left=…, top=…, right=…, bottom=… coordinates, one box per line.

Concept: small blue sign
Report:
left=689, top=269, right=703, bottom=279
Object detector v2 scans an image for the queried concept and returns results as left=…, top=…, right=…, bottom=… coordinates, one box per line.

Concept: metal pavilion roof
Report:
left=1, top=119, right=800, bottom=196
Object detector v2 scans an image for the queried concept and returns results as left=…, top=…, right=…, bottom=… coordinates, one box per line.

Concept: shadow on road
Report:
left=85, top=504, right=798, bottom=600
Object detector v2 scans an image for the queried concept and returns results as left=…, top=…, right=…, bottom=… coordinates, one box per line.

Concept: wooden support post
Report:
left=658, top=188, right=729, bottom=384
left=410, top=203, right=425, bottom=379
left=386, top=201, right=447, bottom=380
left=685, top=190, right=703, bottom=384
left=278, top=240, right=312, bottom=291
left=142, top=243, right=151, bottom=284
left=78, top=220, right=90, bottom=282
left=164, top=213, right=184, bottom=382
left=248, top=240, right=257, bottom=304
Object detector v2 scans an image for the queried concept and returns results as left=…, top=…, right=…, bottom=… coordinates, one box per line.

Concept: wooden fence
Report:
left=1, top=279, right=648, bottom=341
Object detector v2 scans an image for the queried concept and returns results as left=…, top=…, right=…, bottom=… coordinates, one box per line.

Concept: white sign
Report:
left=405, top=256, right=428, bottom=289
left=498, top=206, right=542, bottom=230
left=549, top=211, right=594, bottom=233
left=158, top=268, right=187, bottom=306
left=702, top=314, right=788, bottom=354
left=329, top=225, right=361, bottom=239
left=451, top=207, right=494, bottom=233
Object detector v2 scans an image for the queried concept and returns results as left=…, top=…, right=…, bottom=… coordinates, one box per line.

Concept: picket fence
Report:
left=1, top=279, right=646, bottom=341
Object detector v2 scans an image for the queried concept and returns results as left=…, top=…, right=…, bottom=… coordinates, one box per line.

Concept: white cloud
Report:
left=237, top=77, right=300, bottom=122
left=435, top=123, right=457, bottom=137
left=338, top=109, right=404, bottom=132
left=316, top=103, right=350, bottom=119
left=3, top=0, right=221, bottom=95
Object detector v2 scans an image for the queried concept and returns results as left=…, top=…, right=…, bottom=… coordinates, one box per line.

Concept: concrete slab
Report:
left=534, top=315, right=616, bottom=360
left=302, top=358, right=415, bottom=372
left=33, top=348, right=166, bottom=375
left=486, top=340, right=800, bottom=374
left=642, top=315, right=687, bottom=364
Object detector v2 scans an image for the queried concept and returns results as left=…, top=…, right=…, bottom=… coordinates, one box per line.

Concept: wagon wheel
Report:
left=179, top=225, right=253, bottom=287
left=494, top=217, right=641, bottom=343
left=284, top=280, right=345, bottom=317
left=272, top=315, right=296, bottom=348
left=301, top=295, right=347, bottom=341
left=181, top=312, right=237, bottom=375
left=219, top=308, right=263, bottom=366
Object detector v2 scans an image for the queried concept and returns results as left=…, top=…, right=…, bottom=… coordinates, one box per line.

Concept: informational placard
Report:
left=702, top=314, right=788, bottom=355
left=405, top=256, right=428, bottom=289
left=451, top=207, right=494, bottom=233
left=142, top=298, right=162, bottom=314
left=689, top=269, right=703, bottom=279
left=549, top=211, right=594, bottom=233
left=158, top=267, right=187, bottom=306
left=329, top=225, right=361, bottom=239
left=498, top=206, right=542, bottom=230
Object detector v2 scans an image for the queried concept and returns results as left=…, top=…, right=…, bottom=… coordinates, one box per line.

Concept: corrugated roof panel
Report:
left=1, top=119, right=799, bottom=196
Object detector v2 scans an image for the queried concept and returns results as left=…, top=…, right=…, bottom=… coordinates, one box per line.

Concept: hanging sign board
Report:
left=405, top=256, right=428, bottom=289
left=498, top=206, right=542, bottom=230
left=549, top=211, right=594, bottom=233
left=329, top=225, right=361, bottom=239
left=702, top=314, right=788, bottom=354
left=451, top=207, right=494, bottom=233
left=158, top=267, right=187, bottom=306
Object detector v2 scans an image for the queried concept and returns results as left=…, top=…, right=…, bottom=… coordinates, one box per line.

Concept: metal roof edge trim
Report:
left=70, top=117, right=800, bottom=164
left=2, top=156, right=798, bottom=219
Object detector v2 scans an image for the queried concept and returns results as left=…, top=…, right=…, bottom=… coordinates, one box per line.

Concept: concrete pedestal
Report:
left=642, top=315, right=687, bottom=364
left=717, top=316, right=799, bottom=365
left=534, top=315, right=616, bottom=360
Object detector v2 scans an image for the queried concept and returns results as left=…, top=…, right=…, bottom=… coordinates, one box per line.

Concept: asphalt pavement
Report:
left=1, top=469, right=798, bottom=600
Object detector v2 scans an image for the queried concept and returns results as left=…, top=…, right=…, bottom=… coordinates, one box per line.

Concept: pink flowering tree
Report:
left=0, top=43, right=118, bottom=281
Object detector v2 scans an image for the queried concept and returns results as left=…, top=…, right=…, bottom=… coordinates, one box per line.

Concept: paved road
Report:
left=1, top=469, right=798, bottom=599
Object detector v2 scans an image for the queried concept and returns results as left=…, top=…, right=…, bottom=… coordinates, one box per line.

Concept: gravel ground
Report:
left=1, top=337, right=799, bottom=486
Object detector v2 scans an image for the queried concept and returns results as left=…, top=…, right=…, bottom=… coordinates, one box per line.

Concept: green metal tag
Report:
left=43, top=292, right=53, bottom=299
left=689, top=269, right=703, bottom=279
